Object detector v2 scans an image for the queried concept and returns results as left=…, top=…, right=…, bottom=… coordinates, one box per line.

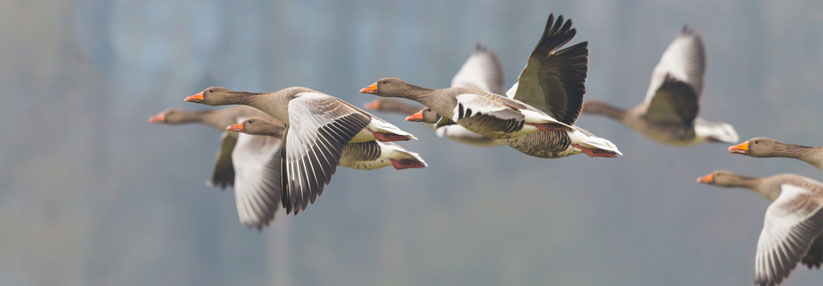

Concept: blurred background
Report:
left=2, top=0, right=822, bottom=285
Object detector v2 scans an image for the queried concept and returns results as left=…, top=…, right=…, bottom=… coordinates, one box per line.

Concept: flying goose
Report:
left=360, top=16, right=576, bottom=140
left=184, top=86, right=417, bottom=215
left=498, top=13, right=619, bottom=158
left=228, top=118, right=427, bottom=170
left=361, top=76, right=571, bottom=138
left=364, top=45, right=507, bottom=147
left=148, top=106, right=283, bottom=229
left=729, top=137, right=823, bottom=170
left=698, top=171, right=823, bottom=286
left=582, top=27, right=739, bottom=146
left=379, top=13, right=621, bottom=158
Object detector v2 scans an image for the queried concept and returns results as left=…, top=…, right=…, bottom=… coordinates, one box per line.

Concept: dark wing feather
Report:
left=513, top=13, right=589, bottom=125
left=209, top=132, right=236, bottom=189
left=643, top=74, right=699, bottom=126
left=802, top=234, right=823, bottom=269
left=435, top=117, right=457, bottom=129
left=280, top=129, right=291, bottom=214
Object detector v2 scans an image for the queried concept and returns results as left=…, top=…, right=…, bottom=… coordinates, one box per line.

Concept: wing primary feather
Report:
left=513, top=13, right=588, bottom=125
left=297, top=159, right=310, bottom=211
left=314, top=136, right=337, bottom=184
left=532, top=13, right=576, bottom=59
left=290, top=161, right=301, bottom=214
left=305, top=147, right=321, bottom=204
left=284, top=97, right=373, bottom=214
left=280, top=138, right=291, bottom=214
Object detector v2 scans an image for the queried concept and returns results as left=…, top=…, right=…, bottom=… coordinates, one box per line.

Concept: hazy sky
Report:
left=2, top=0, right=822, bottom=285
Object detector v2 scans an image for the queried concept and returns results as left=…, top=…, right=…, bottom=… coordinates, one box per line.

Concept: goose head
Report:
left=405, top=107, right=439, bottom=124
left=186, top=86, right=246, bottom=106
left=227, top=117, right=283, bottom=137
left=148, top=108, right=198, bottom=124
left=360, top=77, right=423, bottom=98
left=728, top=137, right=780, bottom=157
left=697, top=170, right=754, bottom=188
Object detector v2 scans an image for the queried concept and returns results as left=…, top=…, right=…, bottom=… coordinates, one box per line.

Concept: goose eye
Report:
left=247, top=120, right=254, bottom=124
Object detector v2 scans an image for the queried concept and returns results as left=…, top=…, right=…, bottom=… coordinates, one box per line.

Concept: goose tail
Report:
left=695, top=118, right=739, bottom=143
left=569, top=127, right=623, bottom=157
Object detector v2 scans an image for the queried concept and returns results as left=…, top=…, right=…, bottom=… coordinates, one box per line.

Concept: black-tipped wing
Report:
left=511, top=13, right=589, bottom=125
left=451, top=44, right=506, bottom=94
left=231, top=133, right=282, bottom=230
left=644, top=74, right=699, bottom=126
left=802, top=235, right=823, bottom=269
left=281, top=93, right=371, bottom=215
left=754, top=184, right=823, bottom=286
left=210, top=132, right=236, bottom=189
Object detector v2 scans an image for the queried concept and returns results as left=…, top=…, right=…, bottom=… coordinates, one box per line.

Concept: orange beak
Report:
left=185, top=91, right=205, bottom=103
left=364, top=100, right=381, bottom=110
left=148, top=113, right=165, bottom=123
left=405, top=110, right=424, bottom=122
left=360, top=82, right=378, bottom=94
left=697, top=174, right=714, bottom=184
left=728, top=141, right=749, bottom=154
left=226, top=123, right=244, bottom=132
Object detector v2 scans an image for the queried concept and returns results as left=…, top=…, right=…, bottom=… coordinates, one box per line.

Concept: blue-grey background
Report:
left=2, top=0, right=822, bottom=285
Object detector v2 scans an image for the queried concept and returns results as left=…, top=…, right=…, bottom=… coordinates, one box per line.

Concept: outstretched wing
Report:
left=512, top=13, right=589, bottom=125
left=231, top=133, right=282, bottom=230
left=281, top=93, right=371, bottom=214
left=451, top=44, right=506, bottom=94
left=644, top=26, right=705, bottom=105
left=754, top=184, right=823, bottom=286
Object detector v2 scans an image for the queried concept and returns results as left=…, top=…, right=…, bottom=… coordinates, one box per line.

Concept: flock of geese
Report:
left=147, top=12, right=823, bottom=286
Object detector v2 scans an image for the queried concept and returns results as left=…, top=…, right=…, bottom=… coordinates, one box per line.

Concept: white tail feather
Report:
left=694, top=118, right=738, bottom=143
left=370, top=117, right=417, bottom=140
left=380, top=142, right=428, bottom=167
left=570, top=127, right=623, bottom=156
left=402, top=150, right=428, bottom=167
